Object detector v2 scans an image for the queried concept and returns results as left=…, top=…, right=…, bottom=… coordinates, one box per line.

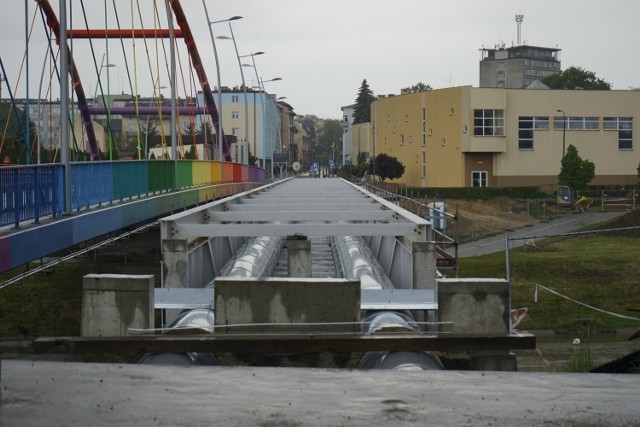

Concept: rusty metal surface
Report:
left=33, top=332, right=536, bottom=355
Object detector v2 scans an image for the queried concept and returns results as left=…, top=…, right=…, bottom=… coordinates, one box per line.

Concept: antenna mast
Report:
left=515, top=14, right=524, bottom=45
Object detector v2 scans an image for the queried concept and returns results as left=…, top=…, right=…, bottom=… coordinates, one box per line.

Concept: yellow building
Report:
left=368, top=86, right=640, bottom=190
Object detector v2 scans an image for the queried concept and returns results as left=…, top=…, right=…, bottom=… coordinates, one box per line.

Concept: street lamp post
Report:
left=259, top=78, right=283, bottom=180
left=241, top=51, right=282, bottom=177
left=93, top=53, right=116, bottom=159
left=217, top=23, right=249, bottom=165
left=93, top=53, right=116, bottom=102
left=202, top=2, right=242, bottom=164
left=238, top=51, right=264, bottom=167
left=142, top=84, right=166, bottom=159
left=557, top=109, right=566, bottom=157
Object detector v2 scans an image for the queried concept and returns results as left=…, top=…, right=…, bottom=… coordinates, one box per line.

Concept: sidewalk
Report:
left=455, top=210, right=626, bottom=257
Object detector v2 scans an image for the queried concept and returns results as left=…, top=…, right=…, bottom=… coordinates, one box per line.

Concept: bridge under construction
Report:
left=32, top=177, right=532, bottom=373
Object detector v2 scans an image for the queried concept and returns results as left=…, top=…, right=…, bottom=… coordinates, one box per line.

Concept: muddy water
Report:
left=516, top=331, right=640, bottom=372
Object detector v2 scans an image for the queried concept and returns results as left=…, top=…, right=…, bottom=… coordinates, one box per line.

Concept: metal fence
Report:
left=0, top=160, right=265, bottom=229
left=0, top=164, right=63, bottom=228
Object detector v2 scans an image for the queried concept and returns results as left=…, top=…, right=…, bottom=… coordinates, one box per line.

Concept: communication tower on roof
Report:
left=515, top=14, right=524, bottom=46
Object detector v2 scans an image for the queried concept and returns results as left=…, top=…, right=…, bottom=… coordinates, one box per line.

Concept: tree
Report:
left=542, top=66, right=611, bottom=90
left=402, top=82, right=433, bottom=93
left=353, top=79, right=375, bottom=125
left=0, top=103, right=33, bottom=164
left=558, top=144, right=595, bottom=190
left=368, top=153, right=405, bottom=182
left=248, top=145, right=257, bottom=166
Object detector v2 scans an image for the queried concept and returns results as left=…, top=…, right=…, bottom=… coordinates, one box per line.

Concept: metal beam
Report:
left=221, top=203, right=385, bottom=212
left=207, top=211, right=396, bottom=222
left=33, top=333, right=536, bottom=354
left=171, top=223, right=421, bottom=238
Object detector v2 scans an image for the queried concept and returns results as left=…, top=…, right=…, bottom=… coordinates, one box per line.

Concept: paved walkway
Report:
left=456, top=210, right=626, bottom=257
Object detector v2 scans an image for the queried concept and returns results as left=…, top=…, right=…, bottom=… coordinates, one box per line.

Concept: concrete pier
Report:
left=81, top=274, right=154, bottom=337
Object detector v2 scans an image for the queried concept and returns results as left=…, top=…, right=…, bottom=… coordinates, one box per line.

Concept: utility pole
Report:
left=0, top=73, right=4, bottom=100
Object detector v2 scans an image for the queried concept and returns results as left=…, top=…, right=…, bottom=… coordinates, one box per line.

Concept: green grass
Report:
left=0, top=263, right=88, bottom=337
left=565, top=347, right=594, bottom=372
left=458, top=234, right=640, bottom=332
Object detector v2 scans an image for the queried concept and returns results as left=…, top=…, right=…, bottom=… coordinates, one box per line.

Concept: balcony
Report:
left=462, top=136, right=506, bottom=153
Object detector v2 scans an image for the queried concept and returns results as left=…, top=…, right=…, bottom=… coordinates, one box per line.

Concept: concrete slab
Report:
left=2, top=360, right=639, bottom=426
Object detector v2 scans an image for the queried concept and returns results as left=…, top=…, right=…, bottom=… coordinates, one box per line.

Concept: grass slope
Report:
left=459, top=231, right=640, bottom=332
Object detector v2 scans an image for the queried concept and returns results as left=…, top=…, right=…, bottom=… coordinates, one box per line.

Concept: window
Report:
left=232, top=127, right=239, bottom=136
left=518, top=116, right=549, bottom=150
left=421, top=151, right=426, bottom=178
left=554, top=116, right=599, bottom=130
left=400, top=134, right=404, bottom=146
left=231, top=95, right=239, bottom=103
left=471, top=171, right=488, bottom=187
left=474, top=109, right=504, bottom=136
left=604, top=117, right=633, bottom=150
left=422, top=108, right=426, bottom=147
left=232, top=111, right=239, bottom=119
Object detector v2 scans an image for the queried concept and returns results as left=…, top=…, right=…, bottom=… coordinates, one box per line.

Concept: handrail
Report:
left=0, top=160, right=264, bottom=228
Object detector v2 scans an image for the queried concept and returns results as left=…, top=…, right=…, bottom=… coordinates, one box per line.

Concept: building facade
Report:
left=480, top=45, right=561, bottom=88
left=340, top=104, right=355, bottom=164
left=368, top=86, right=640, bottom=190
left=197, top=88, right=280, bottom=168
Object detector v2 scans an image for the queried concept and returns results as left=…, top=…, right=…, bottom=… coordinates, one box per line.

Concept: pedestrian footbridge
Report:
left=157, top=177, right=439, bottom=316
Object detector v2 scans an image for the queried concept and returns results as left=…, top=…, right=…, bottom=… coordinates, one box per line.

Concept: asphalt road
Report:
left=456, top=210, right=626, bottom=258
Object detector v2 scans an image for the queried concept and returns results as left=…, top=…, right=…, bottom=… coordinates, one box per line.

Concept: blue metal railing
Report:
left=0, top=164, right=63, bottom=228
left=1, top=160, right=265, bottom=229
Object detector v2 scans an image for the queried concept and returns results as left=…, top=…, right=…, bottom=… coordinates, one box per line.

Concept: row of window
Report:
left=472, top=110, right=634, bottom=150
left=524, top=58, right=561, bottom=69
left=524, top=68, right=557, bottom=77
left=517, top=116, right=633, bottom=150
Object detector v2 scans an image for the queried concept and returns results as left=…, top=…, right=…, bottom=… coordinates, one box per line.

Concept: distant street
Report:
left=455, top=210, right=626, bottom=257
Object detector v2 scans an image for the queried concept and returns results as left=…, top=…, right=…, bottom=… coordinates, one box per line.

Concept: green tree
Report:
left=558, top=144, right=595, bottom=190
left=353, top=79, right=375, bottom=125
left=321, top=119, right=343, bottom=164
left=248, top=145, right=258, bottom=166
left=402, top=82, right=433, bottom=93
left=0, top=103, right=33, bottom=164
left=368, top=153, right=405, bottom=182
left=542, top=66, right=611, bottom=90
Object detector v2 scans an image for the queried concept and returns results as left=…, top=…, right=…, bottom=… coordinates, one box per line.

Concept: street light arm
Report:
left=228, top=21, right=250, bottom=164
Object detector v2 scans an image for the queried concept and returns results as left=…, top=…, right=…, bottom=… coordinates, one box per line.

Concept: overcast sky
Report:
left=1, top=0, right=639, bottom=119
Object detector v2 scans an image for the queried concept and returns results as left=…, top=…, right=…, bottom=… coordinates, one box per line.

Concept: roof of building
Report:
left=526, top=80, right=551, bottom=90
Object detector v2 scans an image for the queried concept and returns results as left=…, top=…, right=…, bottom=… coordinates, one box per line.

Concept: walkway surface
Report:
left=2, top=360, right=639, bottom=426
left=456, top=210, right=626, bottom=257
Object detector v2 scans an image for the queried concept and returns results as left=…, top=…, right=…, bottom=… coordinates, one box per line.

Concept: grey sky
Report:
left=1, top=0, right=638, bottom=119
